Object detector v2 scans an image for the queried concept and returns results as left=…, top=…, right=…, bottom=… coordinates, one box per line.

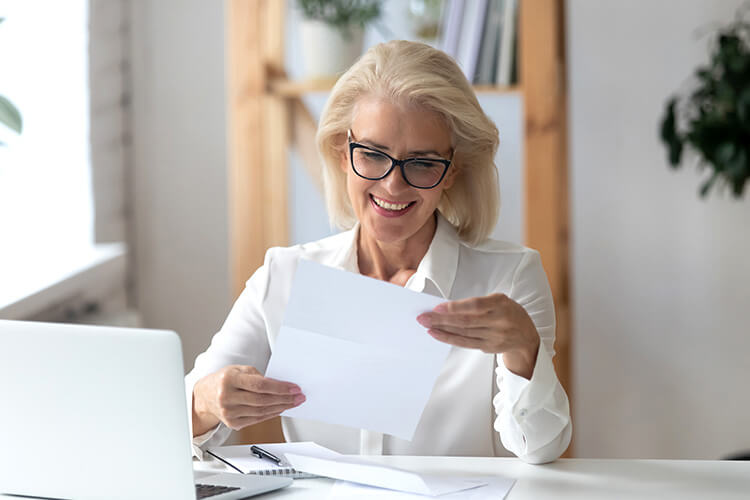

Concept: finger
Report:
left=433, top=295, right=498, bottom=314
left=235, top=372, right=302, bottom=395
left=427, top=328, right=485, bottom=350
left=424, top=322, right=491, bottom=341
left=230, top=389, right=304, bottom=408
left=418, top=310, right=490, bottom=330
left=226, top=400, right=304, bottom=420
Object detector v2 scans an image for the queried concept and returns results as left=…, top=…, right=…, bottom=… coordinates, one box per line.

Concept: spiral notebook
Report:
left=206, top=442, right=321, bottom=479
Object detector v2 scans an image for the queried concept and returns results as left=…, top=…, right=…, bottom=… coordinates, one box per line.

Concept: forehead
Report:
left=350, top=96, right=452, bottom=152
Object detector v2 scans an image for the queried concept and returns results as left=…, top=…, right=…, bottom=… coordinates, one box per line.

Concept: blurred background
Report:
left=0, top=0, right=748, bottom=460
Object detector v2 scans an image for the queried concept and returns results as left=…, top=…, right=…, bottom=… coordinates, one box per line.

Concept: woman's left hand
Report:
left=417, top=293, right=541, bottom=379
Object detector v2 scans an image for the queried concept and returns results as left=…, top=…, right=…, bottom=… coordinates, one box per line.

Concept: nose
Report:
left=380, top=163, right=412, bottom=193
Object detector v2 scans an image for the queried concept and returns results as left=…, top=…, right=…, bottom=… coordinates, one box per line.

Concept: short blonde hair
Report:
left=316, top=40, right=500, bottom=245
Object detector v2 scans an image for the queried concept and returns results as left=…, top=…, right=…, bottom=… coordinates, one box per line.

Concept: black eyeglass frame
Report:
left=347, top=131, right=453, bottom=190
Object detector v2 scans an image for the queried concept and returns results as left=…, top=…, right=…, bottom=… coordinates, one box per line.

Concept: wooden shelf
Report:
left=268, top=77, right=521, bottom=98
left=268, top=77, right=340, bottom=96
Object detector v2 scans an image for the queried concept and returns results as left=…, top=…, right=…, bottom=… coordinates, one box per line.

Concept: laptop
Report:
left=0, top=320, right=292, bottom=500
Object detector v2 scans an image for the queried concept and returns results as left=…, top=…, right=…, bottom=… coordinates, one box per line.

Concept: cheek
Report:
left=345, top=171, right=371, bottom=207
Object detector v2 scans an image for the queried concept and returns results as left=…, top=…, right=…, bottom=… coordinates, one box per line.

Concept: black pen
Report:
left=250, top=445, right=281, bottom=465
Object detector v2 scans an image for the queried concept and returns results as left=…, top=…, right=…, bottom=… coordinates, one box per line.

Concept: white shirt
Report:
left=185, top=215, right=572, bottom=464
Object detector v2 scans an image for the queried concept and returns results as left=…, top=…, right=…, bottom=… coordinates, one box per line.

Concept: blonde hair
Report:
left=316, top=40, right=500, bottom=245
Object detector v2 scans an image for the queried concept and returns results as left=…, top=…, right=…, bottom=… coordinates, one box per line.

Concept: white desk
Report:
left=194, top=455, right=750, bottom=499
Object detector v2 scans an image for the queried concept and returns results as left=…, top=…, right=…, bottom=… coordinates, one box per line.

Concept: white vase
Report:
left=299, top=19, right=364, bottom=79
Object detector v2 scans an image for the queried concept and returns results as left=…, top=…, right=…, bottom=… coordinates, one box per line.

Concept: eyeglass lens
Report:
left=352, top=148, right=446, bottom=188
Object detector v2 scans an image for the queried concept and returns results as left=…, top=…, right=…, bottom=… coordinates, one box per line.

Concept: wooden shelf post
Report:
left=519, top=0, right=571, bottom=454
left=227, top=0, right=289, bottom=444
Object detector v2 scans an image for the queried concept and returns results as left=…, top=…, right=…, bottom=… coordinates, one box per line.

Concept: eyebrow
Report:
left=360, top=140, right=444, bottom=158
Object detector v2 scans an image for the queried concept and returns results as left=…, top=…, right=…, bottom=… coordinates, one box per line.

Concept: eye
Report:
left=408, top=160, right=442, bottom=169
left=363, top=151, right=386, bottom=160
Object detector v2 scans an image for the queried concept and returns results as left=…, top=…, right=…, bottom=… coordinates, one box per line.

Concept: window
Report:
left=0, top=1, right=95, bottom=308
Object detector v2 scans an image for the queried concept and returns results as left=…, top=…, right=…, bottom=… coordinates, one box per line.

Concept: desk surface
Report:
left=194, top=455, right=750, bottom=499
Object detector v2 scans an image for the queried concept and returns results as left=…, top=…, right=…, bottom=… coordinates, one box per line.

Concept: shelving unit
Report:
left=225, top=0, right=570, bottom=454
left=268, top=76, right=521, bottom=97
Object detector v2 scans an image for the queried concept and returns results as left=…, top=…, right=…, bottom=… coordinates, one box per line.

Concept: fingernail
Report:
left=290, top=386, right=302, bottom=394
left=294, top=394, right=306, bottom=404
left=434, top=303, right=448, bottom=312
left=416, top=314, right=431, bottom=327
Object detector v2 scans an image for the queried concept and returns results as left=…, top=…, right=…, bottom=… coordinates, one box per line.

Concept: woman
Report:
left=186, top=40, right=571, bottom=464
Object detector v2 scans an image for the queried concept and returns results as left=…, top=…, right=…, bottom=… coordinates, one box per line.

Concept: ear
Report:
left=337, top=131, right=351, bottom=172
left=339, top=148, right=349, bottom=172
left=442, top=162, right=459, bottom=189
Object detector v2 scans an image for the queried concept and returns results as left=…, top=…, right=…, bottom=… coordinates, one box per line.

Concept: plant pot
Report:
left=299, top=19, right=364, bottom=79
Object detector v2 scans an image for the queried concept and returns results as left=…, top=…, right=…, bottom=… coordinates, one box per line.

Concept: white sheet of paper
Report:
left=328, top=475, right=516, bottom=500
left=285, top=451, right=486, bottom=497
left=265, top=260, right=451, bottom=440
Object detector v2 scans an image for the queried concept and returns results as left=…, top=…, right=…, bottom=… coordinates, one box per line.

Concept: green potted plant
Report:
left=659, top=7, right=750, bottom=198
left=0, top=17, right=23, bottom=145
left=296, top=0, right=382, bottom=78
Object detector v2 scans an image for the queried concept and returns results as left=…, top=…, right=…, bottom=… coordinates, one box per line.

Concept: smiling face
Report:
left=341, top=97, right=456, bottom=247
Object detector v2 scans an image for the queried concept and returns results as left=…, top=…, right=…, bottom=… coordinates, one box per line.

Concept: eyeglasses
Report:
left=347, top=130, right=453, bottom=189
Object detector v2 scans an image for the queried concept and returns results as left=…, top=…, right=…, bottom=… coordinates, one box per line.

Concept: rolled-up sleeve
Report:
left=493, top=250, right=572, bottom=464
left=184, top=252, right=275, bottom=459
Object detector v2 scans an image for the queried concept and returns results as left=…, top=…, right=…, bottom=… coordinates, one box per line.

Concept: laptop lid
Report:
left=0, top=320, right=199, bottom=500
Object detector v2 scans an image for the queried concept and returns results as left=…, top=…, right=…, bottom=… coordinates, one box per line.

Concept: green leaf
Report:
left=738, top=88, right=750, bottom=126
left=0, top=95, right=23, bottom=134
left=731, top=177, right=747, bottom=197
left=715, top=142, right=737, bottom=165
left=660, top=99, right=683, bottom=166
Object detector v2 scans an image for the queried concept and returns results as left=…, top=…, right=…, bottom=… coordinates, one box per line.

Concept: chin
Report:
left=364, top=214, right=424, bottom=244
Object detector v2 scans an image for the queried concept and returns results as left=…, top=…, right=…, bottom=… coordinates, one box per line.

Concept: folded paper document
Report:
left=328, top=476, right=516, bottom=499
left=281, top=443, right=487, bottom=496
left=265, top=260, right=451, bottom=440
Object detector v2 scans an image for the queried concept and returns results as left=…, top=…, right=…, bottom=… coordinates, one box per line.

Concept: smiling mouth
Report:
left=370, top=194, right=416, bottom=211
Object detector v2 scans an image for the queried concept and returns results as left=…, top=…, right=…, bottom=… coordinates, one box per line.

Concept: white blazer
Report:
left=186, top=215, right=572, bottom=464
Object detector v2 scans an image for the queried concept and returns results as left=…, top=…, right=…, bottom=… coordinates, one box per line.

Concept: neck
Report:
left=357, top=213, right=437, bottom=285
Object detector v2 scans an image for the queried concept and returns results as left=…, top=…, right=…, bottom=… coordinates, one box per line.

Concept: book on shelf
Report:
left=495, top=0, right=517, bottom=86
left=438, top=0, right=465, bottom=59
left=453, top=0, right=488, bottom=82
left=474, top=0, right=504, bottom=85
left=438, top=0, right=518, bottom=87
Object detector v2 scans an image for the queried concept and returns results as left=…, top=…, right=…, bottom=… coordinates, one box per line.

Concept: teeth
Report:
left=372, top=196, right=410, bottom=211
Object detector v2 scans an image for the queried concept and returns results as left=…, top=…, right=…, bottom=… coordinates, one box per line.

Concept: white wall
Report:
left=129, top=0, right=230, bottom=370
left=569, top=0, right=750, bottom=459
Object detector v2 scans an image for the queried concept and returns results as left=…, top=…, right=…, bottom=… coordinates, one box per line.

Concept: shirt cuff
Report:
left=191, top=423, right=222, bottom=460
left=495, top=344, right=570, bottom=458
left=499, top=344, right=557, bottom=416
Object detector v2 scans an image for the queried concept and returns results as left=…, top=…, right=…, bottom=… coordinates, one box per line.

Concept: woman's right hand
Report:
left=191, top=365, right=305, bottom=436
